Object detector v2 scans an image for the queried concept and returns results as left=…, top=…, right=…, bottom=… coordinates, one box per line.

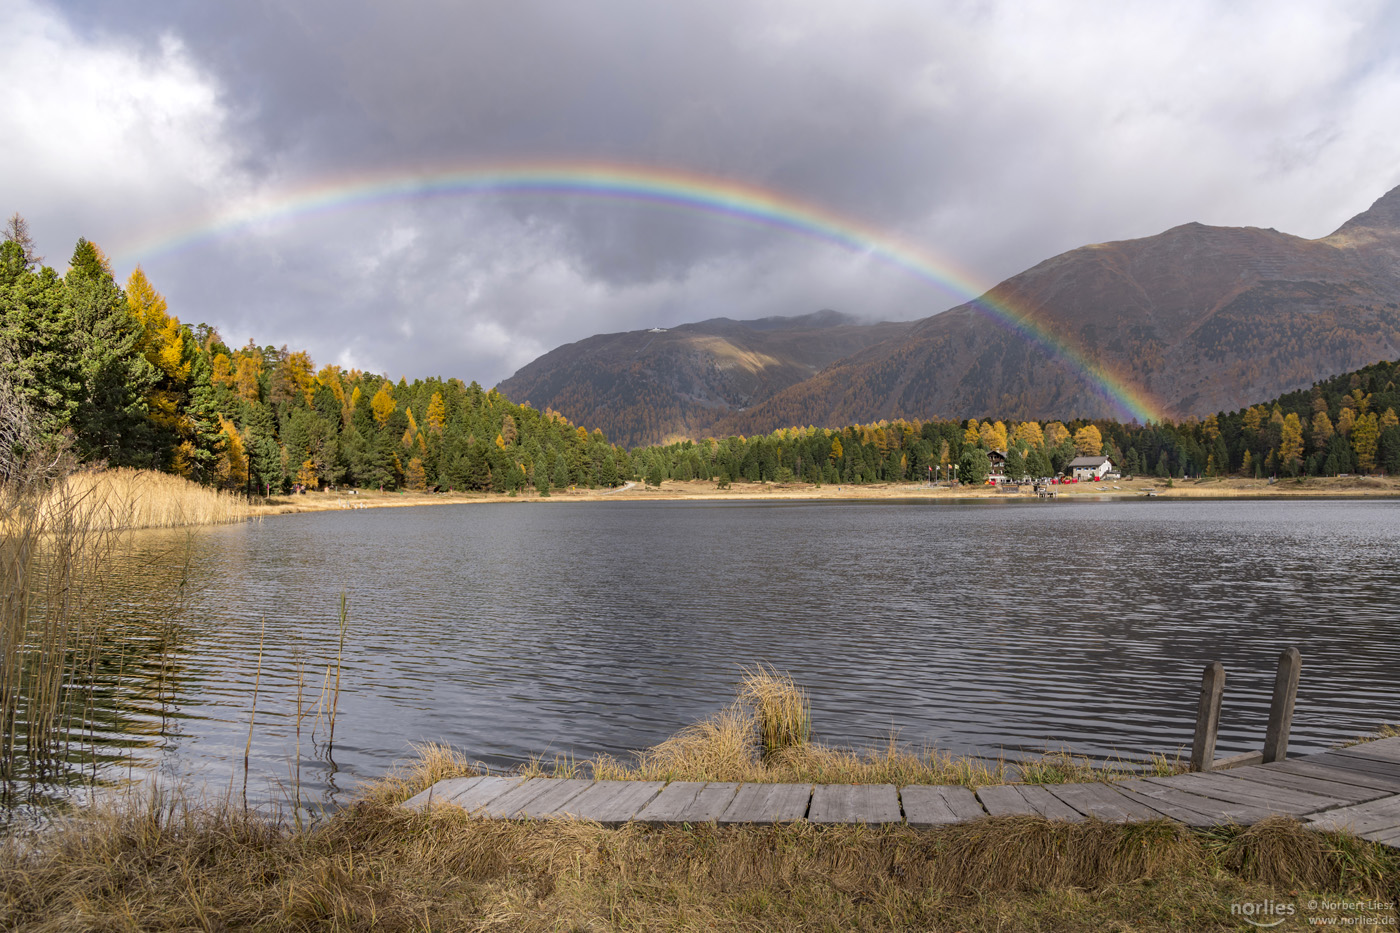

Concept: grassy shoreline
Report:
left=253, top=472, right=1400, bottom=518
left=2, top=672, right=1397, bottom=930
left=3, top=755, right=1395, bottom=932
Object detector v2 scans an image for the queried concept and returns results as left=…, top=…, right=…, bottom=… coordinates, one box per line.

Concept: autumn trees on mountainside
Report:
left=6, top=218, right=1400, bottom=496
left=0, top=224, right=630, bottom=495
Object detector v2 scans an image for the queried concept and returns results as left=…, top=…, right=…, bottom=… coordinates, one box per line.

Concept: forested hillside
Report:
left=7, top=215, right=1399, bottom=499
left=629, top=359, right=1400, bottom=486
left=0, top=224, right=629, bottom=495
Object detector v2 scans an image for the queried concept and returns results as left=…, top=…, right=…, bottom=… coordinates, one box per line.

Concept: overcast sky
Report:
left=5, top=0, right=1400, bottom=386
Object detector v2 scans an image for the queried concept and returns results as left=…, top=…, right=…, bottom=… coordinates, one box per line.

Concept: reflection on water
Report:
left=18, top=497, right=1400, bottom=811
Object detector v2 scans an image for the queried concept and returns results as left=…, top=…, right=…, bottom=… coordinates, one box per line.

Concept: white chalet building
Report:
left=1067, top=455, right=1114, bottom=481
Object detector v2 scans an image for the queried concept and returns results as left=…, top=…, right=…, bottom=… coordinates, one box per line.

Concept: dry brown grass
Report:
left=1, top=785, right=1395, bottom=933
left=576, top=668, right=1010, bottom=787
left=518, top=669, right=1184, bottom=790
left=26, top=468, right=249, bottom=531
left=357, top=742, right=483, bottom=808
left=1344, top=723, right=1400, bottom=746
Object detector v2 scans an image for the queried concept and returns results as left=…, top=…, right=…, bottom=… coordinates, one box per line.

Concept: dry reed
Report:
left=1, top=784, right=1394, bottom=932
left=520, top=668, right=1179, bottom=789
left=0, top=464, right=121, bottom=789
left=0, top=459, right=234, bottom=798
left=22, top=467, right=249, bottom=531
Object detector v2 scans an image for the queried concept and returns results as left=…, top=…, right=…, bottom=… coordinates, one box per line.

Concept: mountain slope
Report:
left=710, top=185, right=1400, bottom=434
left=496, top=311, right=911, bottom=447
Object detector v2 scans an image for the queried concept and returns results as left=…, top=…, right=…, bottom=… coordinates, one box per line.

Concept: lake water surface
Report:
left=32, top=497, right=1400, bottom=811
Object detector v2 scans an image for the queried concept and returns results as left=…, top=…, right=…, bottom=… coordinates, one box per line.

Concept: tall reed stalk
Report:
left=0, top=463, right=116, bottom=789
left=1, top=461, right=246, bottom=802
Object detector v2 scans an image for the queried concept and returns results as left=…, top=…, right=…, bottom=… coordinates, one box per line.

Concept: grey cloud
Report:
left=17, top=0, right=1400, bottom=388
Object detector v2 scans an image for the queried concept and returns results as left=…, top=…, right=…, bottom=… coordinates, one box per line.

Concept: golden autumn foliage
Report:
left=1352, top=412, right=1379, bottom=472
left=210, top=352, right=234, bottom=388
left=979, top=420, right=1008, bottom=451
left=1311, top=411, right=1334, bottom=450
left=1073, top=424, right=1103, bottom=456
left=1012, top=420, right=1044, bottom=448
left=234, top=354, right=262, bottom=402
left=371, top=382, right=396, bottom=426
left=284, top=350, right=316, bottom=404
left=406, top=456, right=428, bottom=490
left=215, top=416, right=248, bottom=489
left=426, top=392, right=447, bottom=434
left=1278, top=413, right=1304, bottom=473
left=1337, top=406, right=1356, bottom=436
left=295, top=458, right=318, bottom=488
left=962, top=419, right=980, bottom=446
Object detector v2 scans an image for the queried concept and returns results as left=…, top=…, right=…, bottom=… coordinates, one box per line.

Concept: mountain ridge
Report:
left=502, top=185, right=1400, bottom=443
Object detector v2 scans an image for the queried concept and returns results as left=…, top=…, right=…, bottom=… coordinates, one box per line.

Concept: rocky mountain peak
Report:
left=1331, top=184, right=1400, bottom=236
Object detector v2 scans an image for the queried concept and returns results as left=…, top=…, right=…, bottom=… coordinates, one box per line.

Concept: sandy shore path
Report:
left=248, top=474, right=1400, bottom=518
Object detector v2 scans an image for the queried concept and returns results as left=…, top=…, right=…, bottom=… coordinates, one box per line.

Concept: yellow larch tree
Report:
left=1337, top=407, right=1356, bottom=437
left=296, top=458, right=318, bottom=489
left=211, top=353, right=235, bottom=388
left=127, top=267, right=193, bottom=471
left=1311, top=411, right=1334, bottom=450
left=1352, top=413, right=1379, bottom=473
left=285, top=350, right=317, bottom=404
left=1013, top=421, right=1044, bottom=448
left=426, top=392, right=447, bottom=434
left=235, top=353, right=263, bottom=402
left=1044, top=422, right=1070, bottom=448
left=1073, top=424, right=1103, bottom=455
left=1278, top=413, right=1304, bottom=474
left=406, top=457, right=428, bottom=490
left=371, top=382, right=396, bottom=426
left=215, top=416, right=248, bottom=489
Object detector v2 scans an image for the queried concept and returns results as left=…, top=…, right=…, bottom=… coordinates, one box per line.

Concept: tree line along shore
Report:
left=5, top=223, right=1400, bottom=505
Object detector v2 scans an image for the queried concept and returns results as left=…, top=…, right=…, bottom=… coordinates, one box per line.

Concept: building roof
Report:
left=1066, top=456, right=1112, bottom=468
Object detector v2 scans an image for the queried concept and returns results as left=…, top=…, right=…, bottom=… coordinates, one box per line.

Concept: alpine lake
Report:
left=14, top=495, right=1400, bottom=815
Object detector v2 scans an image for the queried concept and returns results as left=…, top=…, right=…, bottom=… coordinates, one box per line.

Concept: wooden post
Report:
left=1191, top=661, right=1226, bottom=772
left=1262, top=647, right=1302, bottom=763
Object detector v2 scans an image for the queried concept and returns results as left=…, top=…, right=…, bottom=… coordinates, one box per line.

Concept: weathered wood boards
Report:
left=975, top=784, right=1082, bottom=820
left=808, top=784, right=901, bottom=824
left=900, top=785, right=983, bottom=827
left=397, top=736, right=1400, bottom=849
left=716, top=783, right=813, bottom=824
left=1305, top=796, right=1400, bottom=843
left=1041, top=782, right=1162, bottom=821
left=635, top=782, right=739, bottom=825
left=1212, top=764, right=1391, bottom=804
left=1139, top=772, right=1342, bottom=814
left=558, top=781, right=666, bottom=825
left=1263, top=759, right=1400, bottom=794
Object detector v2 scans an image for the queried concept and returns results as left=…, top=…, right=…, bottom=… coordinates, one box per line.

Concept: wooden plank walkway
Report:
left=401, top=736, right=1400, bottom=848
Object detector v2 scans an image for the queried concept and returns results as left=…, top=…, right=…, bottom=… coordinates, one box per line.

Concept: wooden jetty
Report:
left=402, top=735, right=1400, bottom=847
left=403, top=650, right=1400, bottom=847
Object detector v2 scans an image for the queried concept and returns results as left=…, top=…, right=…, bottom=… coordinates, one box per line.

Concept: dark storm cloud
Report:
left=10, top=0, right=1400, bottom=384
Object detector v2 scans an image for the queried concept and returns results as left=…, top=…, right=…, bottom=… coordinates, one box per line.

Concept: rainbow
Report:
left=115, top=161, right=1163, bottom=423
